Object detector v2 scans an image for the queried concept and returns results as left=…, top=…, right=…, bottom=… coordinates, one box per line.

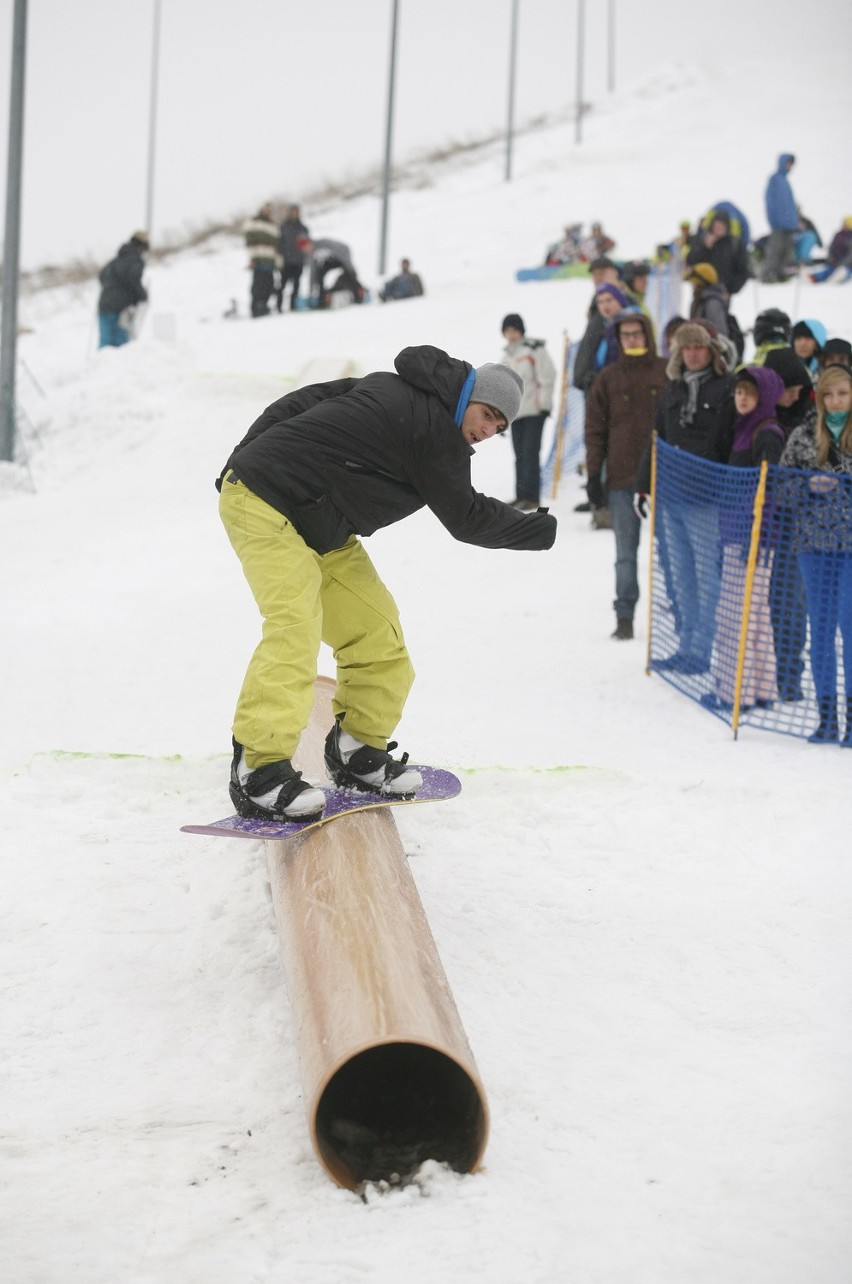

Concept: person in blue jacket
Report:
left=762, top=154, right=799, bottom=283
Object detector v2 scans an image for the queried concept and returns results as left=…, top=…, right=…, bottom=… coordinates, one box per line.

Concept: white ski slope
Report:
left=2, top=55, right=851, bottom=1284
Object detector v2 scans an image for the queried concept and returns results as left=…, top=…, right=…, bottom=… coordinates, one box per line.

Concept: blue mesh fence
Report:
left=648, top=438, right=852, bottom=743
left=645, top=256, right=683, bottom=341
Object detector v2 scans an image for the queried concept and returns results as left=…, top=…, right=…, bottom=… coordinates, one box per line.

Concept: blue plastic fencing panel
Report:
left=649, top=440, right=852, bottom=743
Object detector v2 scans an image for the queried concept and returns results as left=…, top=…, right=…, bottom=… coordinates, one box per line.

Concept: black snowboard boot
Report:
left=808, top=698, right=840, bottom=744
left=229, top=739, right=325, bottom=821
left=612, top=618, right=634, bottom=641
left=324, top=717, right=423, bottom=798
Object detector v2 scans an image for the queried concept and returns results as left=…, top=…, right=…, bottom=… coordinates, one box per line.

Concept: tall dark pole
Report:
left=378, top=0, right=399, bottom=277
left=0, top=0, right=27, bottom=463
left=505, top=0, right=519, bottom=182
left=574, top=0, right=585, bottom=145
left=607, top=0, right=615, bottom=92
left=145, top=0, right=162, bottom=237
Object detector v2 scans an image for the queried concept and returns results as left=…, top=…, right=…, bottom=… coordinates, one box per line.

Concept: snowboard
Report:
left=515, top=263, right=590, bottom=282
left=181, top=766, right=461, bottom=841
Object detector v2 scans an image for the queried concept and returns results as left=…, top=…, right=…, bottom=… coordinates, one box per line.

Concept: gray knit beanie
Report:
left=470, top=363, right=524, bottom=424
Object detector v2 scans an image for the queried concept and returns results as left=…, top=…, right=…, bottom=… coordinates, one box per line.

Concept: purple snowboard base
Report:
left=181, top=766, right=461, bottom=840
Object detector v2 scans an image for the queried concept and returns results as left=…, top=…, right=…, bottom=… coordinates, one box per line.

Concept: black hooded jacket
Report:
left=97, top=241, right=148, bottom=314
left=218, top=345, right=556, bottom=555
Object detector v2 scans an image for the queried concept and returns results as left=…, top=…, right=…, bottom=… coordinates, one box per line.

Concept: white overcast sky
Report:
left=0, top=0, right=850, bottom=270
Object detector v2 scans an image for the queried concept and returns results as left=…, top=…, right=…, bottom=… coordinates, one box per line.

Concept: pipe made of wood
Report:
left=264, top=677, right=489, bottom=1188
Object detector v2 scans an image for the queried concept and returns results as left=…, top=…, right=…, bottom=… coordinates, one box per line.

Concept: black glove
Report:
left=585, top=475, right=605, bottom=509
left=634, top=492, right=649, bottom=519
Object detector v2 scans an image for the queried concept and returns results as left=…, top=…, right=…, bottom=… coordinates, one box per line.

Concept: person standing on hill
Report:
left=779, top=365, right=852, bottom=744
left=584, top=311, right=668, bottom=639
left=499, top=313, right=556, bottom=510
left=216, top=346, right=556, bottom=823
left=244, top=202, right=281, bottom=317
left=97, top=231, right=149, bottom=348
left=276, top=204, right=309, bottom=313
left=762, top=154, right=799, bottom=283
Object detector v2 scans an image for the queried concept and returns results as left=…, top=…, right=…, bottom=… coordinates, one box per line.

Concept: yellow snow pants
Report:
left=219, top=474, right=415, bottom=768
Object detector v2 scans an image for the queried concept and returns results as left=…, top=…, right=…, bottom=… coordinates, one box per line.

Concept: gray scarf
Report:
left=680, top=368, right=712, bottom=426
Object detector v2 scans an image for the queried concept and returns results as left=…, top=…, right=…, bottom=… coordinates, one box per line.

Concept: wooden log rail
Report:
left=265, top=677, right=489, bottom=1189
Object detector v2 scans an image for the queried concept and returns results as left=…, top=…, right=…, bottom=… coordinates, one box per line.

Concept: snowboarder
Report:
left=216, top=346, right=556, bottom=822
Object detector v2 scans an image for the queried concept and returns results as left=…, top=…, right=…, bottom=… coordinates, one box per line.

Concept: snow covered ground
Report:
left=2, top=59, right=851, bottom=1284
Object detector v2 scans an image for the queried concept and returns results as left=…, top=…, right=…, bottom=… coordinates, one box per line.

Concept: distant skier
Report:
left=97, top=231, right=149, bottom=348
left=216, top=346, right=556, bottom=822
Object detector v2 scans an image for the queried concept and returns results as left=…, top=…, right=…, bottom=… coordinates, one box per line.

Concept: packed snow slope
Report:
left=2, top=60, right=851, bottom=1284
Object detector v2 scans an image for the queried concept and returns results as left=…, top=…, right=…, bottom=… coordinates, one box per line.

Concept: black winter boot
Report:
left=808, top=697, right=839, bottom=744
left=612, top=618, right=634, bottom=641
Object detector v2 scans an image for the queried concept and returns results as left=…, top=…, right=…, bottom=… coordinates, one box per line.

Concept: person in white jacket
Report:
left=500, top=313, right=557, bottom=509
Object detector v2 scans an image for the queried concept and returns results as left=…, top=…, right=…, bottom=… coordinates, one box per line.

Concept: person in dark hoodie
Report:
left=217, top=346, right=556, bottom=821
left=685, top=210, right=750, bottom=297
left=97, top=231, right=149, bottom=347
left=584, top=311, right=667, bottom=639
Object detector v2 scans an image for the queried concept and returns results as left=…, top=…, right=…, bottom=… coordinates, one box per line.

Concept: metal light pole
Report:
left=574, top=0, right=585, bottom=145
left=607, top=0, right=615, bottom=92
left=378, top=0, right=399, bottom=277
left=0, top=0, right=27, bottom=463
left=505, top=0, right=519, bottom=182
left=145, top=0, right=162, bottom=237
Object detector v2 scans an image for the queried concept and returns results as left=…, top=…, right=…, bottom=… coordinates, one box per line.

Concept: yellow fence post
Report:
left=731, top=460, right=769, bottom=738
left=549, top=331, right=571, bottom=500
left=645, top=431, right=657, bottom=675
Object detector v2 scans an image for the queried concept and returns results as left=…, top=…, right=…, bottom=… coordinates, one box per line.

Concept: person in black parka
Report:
left=217, top=345, right=557, bottom=822
left=97, top=231, right=149, bottom=347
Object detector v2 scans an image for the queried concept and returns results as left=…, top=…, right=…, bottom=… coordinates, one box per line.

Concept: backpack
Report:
left=727, top=312, right=745, bottom=362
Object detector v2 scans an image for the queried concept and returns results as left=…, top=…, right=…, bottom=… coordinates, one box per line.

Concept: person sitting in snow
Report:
left=379, top=258, right=424, bottom=302
left=544, top=223, right=583, bottom=266
left=579, top=221, right=616, bottom=262
left=810, top=216, right=852, bottom=283
left=216, top=347, right=556, bottom=822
